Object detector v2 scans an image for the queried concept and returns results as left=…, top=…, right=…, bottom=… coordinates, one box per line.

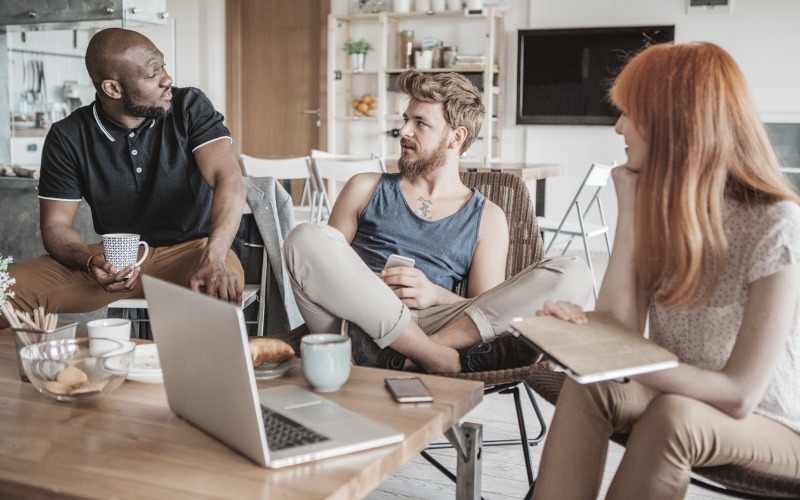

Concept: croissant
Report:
left=248, top=337, right=295, bottom=368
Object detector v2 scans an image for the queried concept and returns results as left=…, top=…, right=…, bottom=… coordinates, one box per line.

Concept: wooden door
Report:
left=226, top=0, right=329, bottom=158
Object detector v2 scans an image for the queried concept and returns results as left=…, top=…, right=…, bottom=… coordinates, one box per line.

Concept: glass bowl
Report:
left=19, top=338, right=135, bottom=402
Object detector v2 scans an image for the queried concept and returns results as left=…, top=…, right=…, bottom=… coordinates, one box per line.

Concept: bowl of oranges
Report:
left=352, top=93, right=378, bottom=118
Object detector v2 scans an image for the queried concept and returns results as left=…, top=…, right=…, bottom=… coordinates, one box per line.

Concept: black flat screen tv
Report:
left=516, top=25, right=675, bottom=125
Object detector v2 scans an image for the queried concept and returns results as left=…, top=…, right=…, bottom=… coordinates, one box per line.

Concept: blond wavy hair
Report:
left=610, top=42, right=800, bottom=308
left=397, top=69, right=485, bottom=154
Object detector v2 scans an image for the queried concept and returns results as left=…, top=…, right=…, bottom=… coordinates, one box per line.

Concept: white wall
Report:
left=140, top=0, right=227, bottom=115
left=508, top=0, right=800, bottom=247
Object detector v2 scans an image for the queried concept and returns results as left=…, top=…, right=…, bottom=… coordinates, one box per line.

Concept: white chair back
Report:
left=312, top=157, right=385, bottom=183
left=310, top=149, right=377, bottom=161
left=240, top=154, right=313, bottom=180
left=239, top=154, right=317, bottom=221
left=310, top=157, right=386, bottom=221
left=584, top=162, right=615, bottom=187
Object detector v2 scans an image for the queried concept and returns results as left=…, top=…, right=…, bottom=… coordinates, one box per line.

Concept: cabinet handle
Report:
left=26, top=11, right=37, bottom=18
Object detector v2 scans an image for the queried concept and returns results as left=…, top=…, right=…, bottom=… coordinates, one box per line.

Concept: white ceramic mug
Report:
left=301, top=334, right=351, bottom=392
left=447, top=0, right=462, bottom=9
left=465, top=0, right=482, bottom=9
left=415, top=50, right=434, bottom=69
left=87, top=318, right=132, bottom=343
left=415, top=0, right=430, bottom=12
left=102, top=233, right=149, bottom=272
left=393, top=0, right=411, bottom=12
left=431, top=0, right=446, bottom=10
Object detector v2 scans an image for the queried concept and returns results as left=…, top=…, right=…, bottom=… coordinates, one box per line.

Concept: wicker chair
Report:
left=523, top=355, right=800, bottom=499
left=422, top=171, right=552, bottom=488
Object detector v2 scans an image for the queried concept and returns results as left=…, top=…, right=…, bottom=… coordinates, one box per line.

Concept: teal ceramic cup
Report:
left=300, top=334, right=351, bottom=392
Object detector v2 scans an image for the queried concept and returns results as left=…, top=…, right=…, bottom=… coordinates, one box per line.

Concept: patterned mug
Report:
left=102, top=233, right=149, bottom=273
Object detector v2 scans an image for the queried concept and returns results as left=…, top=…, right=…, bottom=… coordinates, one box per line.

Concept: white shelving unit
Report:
left=327, top=8, right=505, bottom=163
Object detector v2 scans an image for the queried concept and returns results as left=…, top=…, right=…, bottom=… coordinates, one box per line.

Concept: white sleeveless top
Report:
left=649, top=198, right=800, bottom=433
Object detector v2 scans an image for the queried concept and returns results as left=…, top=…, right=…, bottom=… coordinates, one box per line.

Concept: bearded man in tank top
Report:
left=284, top=70, right=592, bottom=373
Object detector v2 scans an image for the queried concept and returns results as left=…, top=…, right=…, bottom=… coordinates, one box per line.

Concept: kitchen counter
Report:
left=0, top=176, right=39, bottom=189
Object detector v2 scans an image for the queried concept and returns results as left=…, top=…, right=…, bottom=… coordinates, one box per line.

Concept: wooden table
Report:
left=458, top=162, right=565, bottom=217
left=0, top=329, right=484, bottom=499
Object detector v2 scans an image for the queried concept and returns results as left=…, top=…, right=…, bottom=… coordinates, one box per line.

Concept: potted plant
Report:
left=343, top=38, right=373, bottom=73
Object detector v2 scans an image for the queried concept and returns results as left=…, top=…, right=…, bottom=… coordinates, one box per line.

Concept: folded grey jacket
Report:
left=243, top=176, right=303, bottom=334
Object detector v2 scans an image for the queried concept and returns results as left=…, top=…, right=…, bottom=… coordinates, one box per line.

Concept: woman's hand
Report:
left=611, top=165, right=640, bottom=215
left=536, top=300, right=588, bottom=324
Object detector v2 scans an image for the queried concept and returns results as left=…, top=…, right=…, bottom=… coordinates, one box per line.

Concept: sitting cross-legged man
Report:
left=284, top=69, right=592, bottom=373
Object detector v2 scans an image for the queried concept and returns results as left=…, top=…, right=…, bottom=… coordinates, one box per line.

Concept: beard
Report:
left=398, top=133, right=449, bottom=181
left=121, top=84, right=173, bottom=119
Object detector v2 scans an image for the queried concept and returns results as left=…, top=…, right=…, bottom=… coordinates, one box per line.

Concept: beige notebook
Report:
left=508, top=311, right=678, bottom=384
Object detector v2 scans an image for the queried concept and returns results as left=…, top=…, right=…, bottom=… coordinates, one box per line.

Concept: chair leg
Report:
left=580, top=233, right=598, bottom=300
left=257, top=247, right=268, bottom=336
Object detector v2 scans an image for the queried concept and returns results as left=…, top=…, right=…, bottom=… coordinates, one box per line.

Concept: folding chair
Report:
left=537, top=161, right=617, bottom=298
left=309, top=156, right=386, bottom=221
left=309, top=149, right=377, bottom=220
left=240, top=154, right=317, bottom=222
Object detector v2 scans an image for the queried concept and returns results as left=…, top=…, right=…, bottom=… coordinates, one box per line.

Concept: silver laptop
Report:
left=142, top=275, right=404, bottom=468
left=508, top=311, right=678, bottom=384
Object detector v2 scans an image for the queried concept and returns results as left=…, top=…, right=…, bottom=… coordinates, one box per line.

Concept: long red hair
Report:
left=610, top=42, right=799, bottom=308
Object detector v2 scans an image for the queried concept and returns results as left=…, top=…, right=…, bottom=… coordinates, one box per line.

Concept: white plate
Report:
left=126, top=371, right=164, bottom=384
left=127, top=344, right=163, bottom=383
left=131, top=344, right=160, bottom=371
left=253, top=357, right=298, bottom=380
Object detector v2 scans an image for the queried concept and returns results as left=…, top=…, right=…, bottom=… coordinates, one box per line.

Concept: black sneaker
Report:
left=458, top=334, right=542, bottom=373
left=342, top=320, right=406, bottom=371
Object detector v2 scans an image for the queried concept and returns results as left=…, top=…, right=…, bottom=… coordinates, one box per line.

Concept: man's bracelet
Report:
left=86, top=254, right=95, bottom=273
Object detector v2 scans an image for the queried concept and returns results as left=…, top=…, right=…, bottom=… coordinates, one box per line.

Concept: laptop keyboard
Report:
left=261, top=406, right=330, bottom=451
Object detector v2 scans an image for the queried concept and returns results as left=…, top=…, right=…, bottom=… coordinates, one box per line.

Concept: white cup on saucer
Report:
left=88, top=318, right=132, bottom=343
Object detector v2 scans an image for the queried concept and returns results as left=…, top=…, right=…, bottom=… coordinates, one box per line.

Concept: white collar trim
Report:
left=92, top=103, right=115, bottom=142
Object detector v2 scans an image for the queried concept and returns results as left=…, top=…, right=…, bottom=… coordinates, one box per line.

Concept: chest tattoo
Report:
left=416, top=195, right=433, bottom=220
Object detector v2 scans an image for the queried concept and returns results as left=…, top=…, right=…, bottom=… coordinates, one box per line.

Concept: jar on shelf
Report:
left=398, top=30, right=415, bottom=69
left=441, top=46, right=458, bottom=68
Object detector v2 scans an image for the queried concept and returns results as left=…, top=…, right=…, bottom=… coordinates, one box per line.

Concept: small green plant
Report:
left=343, top=38, right=373, bottom=54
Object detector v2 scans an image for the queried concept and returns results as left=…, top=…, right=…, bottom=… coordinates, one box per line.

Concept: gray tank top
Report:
left=351, top=173, right=487, bottom=291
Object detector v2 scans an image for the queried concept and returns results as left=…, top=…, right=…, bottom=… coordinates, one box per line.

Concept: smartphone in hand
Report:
left=385, top=376, right=434, bottom=403
left=384, top=254, right=415, bottom=269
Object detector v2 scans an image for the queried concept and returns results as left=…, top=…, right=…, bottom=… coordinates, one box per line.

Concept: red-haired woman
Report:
left=534, top=42, right=800, bottom=499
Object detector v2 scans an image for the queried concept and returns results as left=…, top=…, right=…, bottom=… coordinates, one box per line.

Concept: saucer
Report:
left=253, top=357, right=298, bottom=380
left=127, top=344, right=163, bottom=383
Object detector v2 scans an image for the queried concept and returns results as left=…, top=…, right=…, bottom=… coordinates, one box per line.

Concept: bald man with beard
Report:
left=1, top=28, right=245, bottom=328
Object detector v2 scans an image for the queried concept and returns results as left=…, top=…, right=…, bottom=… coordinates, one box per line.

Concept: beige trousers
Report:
left=1, top=238, right=243, bottom=328
left=284, top=223, right=593, bottom=348
left=534, top=377, right=800, bottom=500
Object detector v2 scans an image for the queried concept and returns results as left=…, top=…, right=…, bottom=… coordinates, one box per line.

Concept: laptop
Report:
left=142, top=275, right=404, bottom=468
left=508, top=311, right=679, bottom=384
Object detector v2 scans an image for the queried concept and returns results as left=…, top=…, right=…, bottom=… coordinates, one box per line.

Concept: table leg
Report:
left=445, top=422, right=483, bottom=500
left=535, top=179, right=546, bottom=216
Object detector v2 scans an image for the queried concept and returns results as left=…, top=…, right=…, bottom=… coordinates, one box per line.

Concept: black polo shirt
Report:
left=38, top=87, right=231, bottom=247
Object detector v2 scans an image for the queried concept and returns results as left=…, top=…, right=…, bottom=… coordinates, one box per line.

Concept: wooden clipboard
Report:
left=508, top=311, right=678, bottom=383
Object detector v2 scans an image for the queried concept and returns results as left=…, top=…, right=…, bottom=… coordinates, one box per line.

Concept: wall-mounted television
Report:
left=516, top=25, right=675, bottom=126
